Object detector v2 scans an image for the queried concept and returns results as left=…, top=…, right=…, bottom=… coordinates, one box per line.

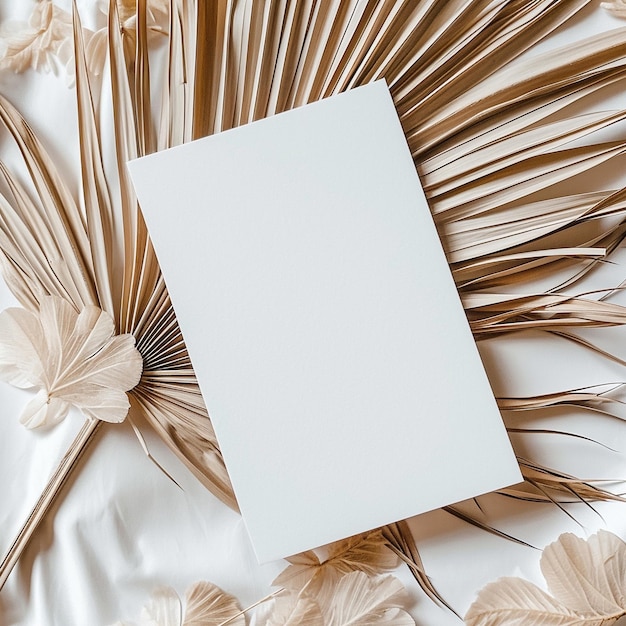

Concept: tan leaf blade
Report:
left=432, top=142, right=626, bottom=220
left=135, top=0, right=156, bottom=155
left=444, top=191, right=622, bottom=263
left=394, top=0, right=592, bottom=121
left=423, top=110, right=626, bottom=195
left=72, top=0, right=116, bottom=317
left=498, top=382, right=626, bottom=421
left=0, top=162, right=87, bottom=309
left=516, top=458, right=624, bottom=504
left=0, top=94, right=96, bottom=308
left=382, top=521, right=457, bottom=614
left=158, top=0, right=185, bottom=149
left=443, top=506, right=535, bottom=549
left=410, top=25, right=626, bottom=153
left=132, top=385, right=238, bottom=510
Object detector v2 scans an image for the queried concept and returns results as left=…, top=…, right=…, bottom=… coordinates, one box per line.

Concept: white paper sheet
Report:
left=128, top=81, right=521, bottom=563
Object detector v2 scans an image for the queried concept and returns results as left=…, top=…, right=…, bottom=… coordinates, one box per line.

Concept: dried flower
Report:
left=273, top=531, right=400, bottom=596
left=465, top=530, right=626, bottom=625
left=0, top=295, right=142, bottom=428
left=268, top=572, right=414, bottom=626
left=0, top=0, right=73, bottom=73
left=602, top=1, right=626, bottom=18
left=111, top=581, right=245, bottom=626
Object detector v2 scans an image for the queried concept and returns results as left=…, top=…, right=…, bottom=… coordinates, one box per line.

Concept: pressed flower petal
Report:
left=73, top=304, right=115, bottom=356
left=39, top=295, right=78, bottom=375
left=466, top=532, right=626, bottom=625
left=465, top=577, right=581, bottom=626
left=320, top=572, right=414, bottom=626
left=20, top=390, right=69, bottom=429
left=602, top=1, right=626, bottom=18
left=0, top=296, right=143, bottom=428
left=0, top=0, right=72, bottom=74
left=541, top=532, right=626, bottom=616
left=267, top=592, right=324, bottom=626
left=19, top=389, right=48, bottom=429
left=58, top=333, right=143, bottom=398
left=0, top=307, right=45, bottom=389
left=141, top=586, right=182, bottom=626
left=70, top=387, right=131, bottom=423
left=183, top=581, right=245, bottom=625
left=45, top=396, right=71, bottom=426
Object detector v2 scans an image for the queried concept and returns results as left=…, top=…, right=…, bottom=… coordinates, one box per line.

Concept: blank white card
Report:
left=128, top=81, right=521, bottom=563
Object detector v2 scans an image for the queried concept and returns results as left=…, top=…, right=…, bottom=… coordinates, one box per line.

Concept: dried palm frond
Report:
left=0, top=0, right=626, bottom=611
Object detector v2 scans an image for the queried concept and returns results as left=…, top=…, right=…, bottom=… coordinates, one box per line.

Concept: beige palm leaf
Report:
left=0, top=0, right=625, bottom=611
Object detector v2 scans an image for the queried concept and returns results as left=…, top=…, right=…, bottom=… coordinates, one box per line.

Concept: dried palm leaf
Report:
left=498, top=383, right=626, bottom=421
left=381, top=521, right=459, bottom=615
left=501, top=458, right=625, bottom=504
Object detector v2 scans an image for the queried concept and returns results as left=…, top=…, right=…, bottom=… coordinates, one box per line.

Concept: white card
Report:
left=128, top=81, right=521, bottom=563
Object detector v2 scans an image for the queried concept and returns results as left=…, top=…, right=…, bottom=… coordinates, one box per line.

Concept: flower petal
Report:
left=0, top=307, right=45, bottom=388
left=267, top=592, right=323, bottom=626
left=320, top=572, right=414, bottom=626
left=0, top=0, right=71, bottom=75
left=69, top=387, right=131, bottom=423
left=20, top=390, right=69, bottom=429
left=0, top=296, right=143, bottom=427
left=53, top=332, right=143, bottom=412
left=183, top=581, right=245, bottom=625
left=39, top=295, right=79, bottom=372
left=541, top=532, right=626, bottom=616
left=465, top=577, right=582, bottom=626
left=140, top=586, right=182, bottom=626
left=74, top=305, right=115, bottom=356
left=79, top=333, right=143, bottom=391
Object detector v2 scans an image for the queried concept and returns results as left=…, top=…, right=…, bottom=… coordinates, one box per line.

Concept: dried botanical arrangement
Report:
left=110, top=530, right=626, bottom=625
left=0, top=0, right=625, bottom=622
left=111, top=532, right=415, bottom=626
